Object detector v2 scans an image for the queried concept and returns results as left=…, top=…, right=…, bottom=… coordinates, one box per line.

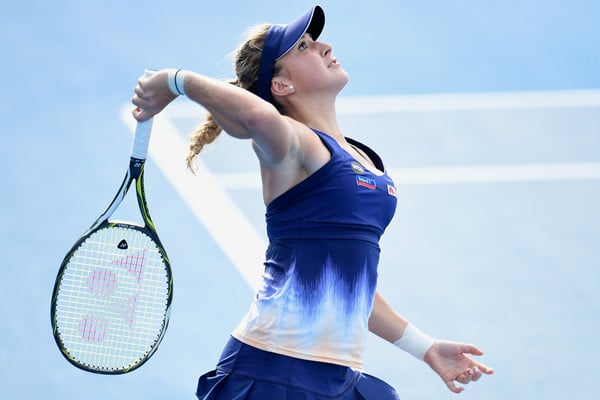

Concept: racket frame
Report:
left=51, top=88, right=173, bottom=374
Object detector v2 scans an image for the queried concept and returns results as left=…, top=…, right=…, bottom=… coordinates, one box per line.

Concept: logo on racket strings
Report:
left=117, top=239, right=128, bottom=250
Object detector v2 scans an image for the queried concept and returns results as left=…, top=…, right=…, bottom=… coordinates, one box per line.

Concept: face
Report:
left=275, top=34, right=349, bottom=97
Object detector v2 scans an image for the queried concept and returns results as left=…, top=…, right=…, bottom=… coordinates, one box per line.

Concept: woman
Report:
left=132, top=5, right=493, bottom=399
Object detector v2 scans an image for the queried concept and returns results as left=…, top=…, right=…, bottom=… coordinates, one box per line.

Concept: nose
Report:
left=319, top=41, right=332, bottom=56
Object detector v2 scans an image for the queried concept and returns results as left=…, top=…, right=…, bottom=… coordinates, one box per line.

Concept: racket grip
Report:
left=131, top=118, right=153, bottom=159
left=131, top=69, right=156, bottom=160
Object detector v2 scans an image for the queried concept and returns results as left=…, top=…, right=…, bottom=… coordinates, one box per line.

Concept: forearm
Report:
left=368, top=291, right=409, bottom=343
left=369, top=291, right=436, bottom=360
left=181, top=71, right=279, bottom=140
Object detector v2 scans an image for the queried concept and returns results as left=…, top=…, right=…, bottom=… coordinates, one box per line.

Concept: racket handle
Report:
left=131, top=69, right=156, bottom=160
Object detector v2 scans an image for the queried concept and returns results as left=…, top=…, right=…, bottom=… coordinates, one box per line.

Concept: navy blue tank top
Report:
left=232, top=129, right=397, bottom=368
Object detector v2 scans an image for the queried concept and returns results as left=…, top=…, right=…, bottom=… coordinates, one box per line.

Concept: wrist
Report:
left=394, top=323, right=436, bottom=361
left=167, top=68, right=188, bottom=96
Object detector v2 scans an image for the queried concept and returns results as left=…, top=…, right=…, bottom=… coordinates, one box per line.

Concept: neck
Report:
left=284, top=95, right=344, bottom=141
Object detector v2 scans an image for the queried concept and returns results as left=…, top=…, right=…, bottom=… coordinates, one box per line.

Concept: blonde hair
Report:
left=186, top=24, right=279, bottom=170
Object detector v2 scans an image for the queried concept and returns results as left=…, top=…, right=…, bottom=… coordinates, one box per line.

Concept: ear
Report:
left=271, top=78, right=295, bottom=97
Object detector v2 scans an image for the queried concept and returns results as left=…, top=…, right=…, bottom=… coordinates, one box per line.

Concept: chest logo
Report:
left=351, top=161, right=365, bottom=175
left=387, top=184, right=397, bottom=197
left=356, top=175, right=376, bottom=190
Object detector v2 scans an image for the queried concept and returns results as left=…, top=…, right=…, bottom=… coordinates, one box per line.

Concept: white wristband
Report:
left=394, top=323, right=436, bottom=361
left=167, top=69, right=187, bottom=96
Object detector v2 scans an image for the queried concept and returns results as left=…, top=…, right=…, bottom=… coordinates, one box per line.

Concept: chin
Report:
left=337, top=73, right=350, bottom=91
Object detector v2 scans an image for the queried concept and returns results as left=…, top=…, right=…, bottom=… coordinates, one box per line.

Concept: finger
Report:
left=131, top=106, right=152, bottom=122
left=131, top=106, right=142, bottom=120
left=131, top=95, right=148, bottom=111
left=460, top=344, right=484, bottom=356
left=444, top=379, right=465, bottom=394
left=471, top=366, right=482, bottom=382
left=461, top=369, right=473, bottom=384
left=474, top=361, right=494, bottom=375
left=453, top=373, right=468, bottom=386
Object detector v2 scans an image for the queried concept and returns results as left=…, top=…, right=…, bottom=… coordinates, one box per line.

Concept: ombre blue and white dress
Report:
left=196, top=129, right=399, bottom=399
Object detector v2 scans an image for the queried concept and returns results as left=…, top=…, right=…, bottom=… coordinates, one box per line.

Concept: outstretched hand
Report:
left=424, top=340, right=494, bottom=394
left=131, top=69, right=179, bottom=122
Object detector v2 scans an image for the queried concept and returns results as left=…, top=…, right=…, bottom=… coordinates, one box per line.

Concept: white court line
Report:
left=390, top=163, right=600, bottom=184
left=121, top=107, right=265, bottom=291
left=335, top=89, right=600, bottom=113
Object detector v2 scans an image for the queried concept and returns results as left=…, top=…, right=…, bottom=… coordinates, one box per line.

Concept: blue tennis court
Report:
left=1, top=1, right=599, bottom=399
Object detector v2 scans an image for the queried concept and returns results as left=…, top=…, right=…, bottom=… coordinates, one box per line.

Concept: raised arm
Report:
left=369, top=291, right=494, bottom=393
left=131, top=69, right=297, bottom=166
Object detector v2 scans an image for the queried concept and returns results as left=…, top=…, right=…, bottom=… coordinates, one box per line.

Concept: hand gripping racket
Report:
left=51, top=70, right=173, bottom=374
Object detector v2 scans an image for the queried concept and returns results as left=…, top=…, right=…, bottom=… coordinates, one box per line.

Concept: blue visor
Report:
left=257, top=5, right=325, bottom=103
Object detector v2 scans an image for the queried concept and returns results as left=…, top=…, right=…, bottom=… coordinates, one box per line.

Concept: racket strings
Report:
left=111, top=248, right=147, bottom=284
left=54, top=225, right=170, bottom=371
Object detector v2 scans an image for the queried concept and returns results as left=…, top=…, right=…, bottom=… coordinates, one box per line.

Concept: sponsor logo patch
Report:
left=356, top=175, right=376, bottom=190
left=351, top=161, right=365, bottom=175
left=387, top=184, right=397, bottom=197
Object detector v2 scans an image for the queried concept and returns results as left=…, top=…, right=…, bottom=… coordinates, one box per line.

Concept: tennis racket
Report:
left=51, top=69, right=173, bottom=374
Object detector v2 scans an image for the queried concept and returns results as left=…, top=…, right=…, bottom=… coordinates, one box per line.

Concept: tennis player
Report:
left=132, top=5, right=493, bottom=399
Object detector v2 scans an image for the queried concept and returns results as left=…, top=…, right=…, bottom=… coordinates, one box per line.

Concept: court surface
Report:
left=1, top=1, right=599, bottom=399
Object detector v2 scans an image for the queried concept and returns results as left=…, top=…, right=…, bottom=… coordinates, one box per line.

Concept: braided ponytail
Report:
left=185, top=112, right=223, bottom=170
left=185, top=79, right=239, bottom=171
left=186, top=24, right=272, bottom=171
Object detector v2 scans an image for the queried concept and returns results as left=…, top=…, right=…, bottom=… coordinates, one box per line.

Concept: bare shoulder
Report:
left=286, top=118, right=331, bottom=174
left=257, top=116, right=329, bottom=171
left=257, top=117, right=331, bottom=204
